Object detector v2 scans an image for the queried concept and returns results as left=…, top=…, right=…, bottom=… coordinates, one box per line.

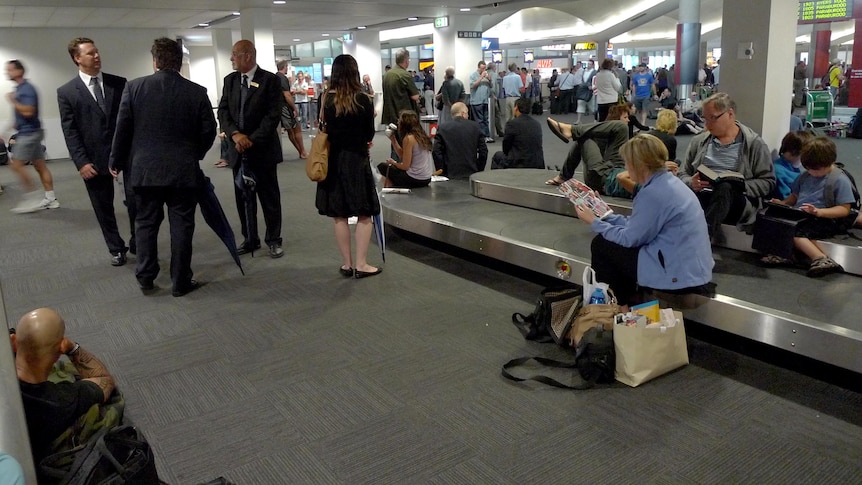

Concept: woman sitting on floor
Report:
left=574, top=133, right=714, bottom=304
left=379, top=111, right=434, bottom=189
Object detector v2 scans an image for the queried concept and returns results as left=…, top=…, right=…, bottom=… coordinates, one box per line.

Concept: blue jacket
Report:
left=773, top=156, right=801, bottom=200
left=591, top=170, right=714, bottom=290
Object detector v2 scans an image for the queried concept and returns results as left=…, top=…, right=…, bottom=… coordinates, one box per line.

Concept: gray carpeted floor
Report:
left=1, top=124, right=861, bottom=484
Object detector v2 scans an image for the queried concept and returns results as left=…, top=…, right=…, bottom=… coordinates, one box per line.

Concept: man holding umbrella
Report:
left=217, top=40, right=285, bottom=259
left=109, top=37, right=216, bottom=296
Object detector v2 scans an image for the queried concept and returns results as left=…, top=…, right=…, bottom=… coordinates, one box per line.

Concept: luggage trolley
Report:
left=806, top=90, right=833, bottom=124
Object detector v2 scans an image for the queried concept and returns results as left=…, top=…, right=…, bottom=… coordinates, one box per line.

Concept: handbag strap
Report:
left=501, top=356, right=596, bottom=390
left=318, top=92, right=328, bottom=132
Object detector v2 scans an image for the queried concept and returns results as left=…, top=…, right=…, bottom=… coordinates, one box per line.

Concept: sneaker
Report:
left=42, top=197, right=60, bottom=209
left=11, top=192, right=46, bottom=213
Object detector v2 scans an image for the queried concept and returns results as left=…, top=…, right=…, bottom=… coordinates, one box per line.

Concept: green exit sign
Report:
left=435, top=16, right=449, bottom=28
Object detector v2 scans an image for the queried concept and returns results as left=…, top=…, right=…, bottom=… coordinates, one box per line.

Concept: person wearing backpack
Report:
left=761, top=137, right=854, bottom=276
left=824, top=59, right=845, bottom=99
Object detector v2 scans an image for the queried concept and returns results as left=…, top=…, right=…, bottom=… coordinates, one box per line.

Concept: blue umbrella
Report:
left=233, top=155, right=258, bottom=257
left=199, top=173, right=244, bottom=274
left=372, top=190, right=386, bottom=262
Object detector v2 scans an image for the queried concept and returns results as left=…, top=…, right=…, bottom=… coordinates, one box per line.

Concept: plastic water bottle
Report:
left=589, top=288, right=606, bottom=305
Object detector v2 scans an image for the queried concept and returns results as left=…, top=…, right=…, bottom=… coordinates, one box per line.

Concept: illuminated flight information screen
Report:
left=798, top=0, right=853, bottom=23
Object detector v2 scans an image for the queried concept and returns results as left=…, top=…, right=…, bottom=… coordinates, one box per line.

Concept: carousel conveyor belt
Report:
left=380, top=170, right=862, bottom=373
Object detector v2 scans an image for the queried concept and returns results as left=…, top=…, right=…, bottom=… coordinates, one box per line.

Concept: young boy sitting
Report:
left=761, top=136, right=853, bottom=277
left=772, top=131, right=813, bottom=200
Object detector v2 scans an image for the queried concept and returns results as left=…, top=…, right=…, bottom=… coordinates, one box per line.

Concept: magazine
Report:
left=558, top=178, right=613, bottom=219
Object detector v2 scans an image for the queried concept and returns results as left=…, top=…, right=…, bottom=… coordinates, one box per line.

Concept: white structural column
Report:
left=212, top=28, right=235, bottom=100
left=240, top=7, right=276, bottom=72
left=719, top=0, right=798, bottom=149
left=433, top=15, right=483, bottom=94
left=343, top=29, right=383, bottom=127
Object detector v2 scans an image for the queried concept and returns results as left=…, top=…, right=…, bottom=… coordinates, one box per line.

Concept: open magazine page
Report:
left=558, top=178, right=614, bottom=219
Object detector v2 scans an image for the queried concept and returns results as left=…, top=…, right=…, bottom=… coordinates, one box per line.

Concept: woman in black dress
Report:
left=315, top=54, right=382, bottom=279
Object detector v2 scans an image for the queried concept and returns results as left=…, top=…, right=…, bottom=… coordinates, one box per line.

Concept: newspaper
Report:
left=558, top=178, right=613, bottom=219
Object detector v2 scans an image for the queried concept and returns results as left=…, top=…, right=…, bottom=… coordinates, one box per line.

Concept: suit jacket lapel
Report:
left=76, top=76, right=105, bottom=119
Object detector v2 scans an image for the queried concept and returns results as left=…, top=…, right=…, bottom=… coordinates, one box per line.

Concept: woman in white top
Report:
left=594, top=58, right=622, bottom=121
left=292, top=72, right=309, bottom=127
left=379, top=111, right=434, bottom=188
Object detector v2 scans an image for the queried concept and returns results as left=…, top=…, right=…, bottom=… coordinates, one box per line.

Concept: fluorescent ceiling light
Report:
left=293, top=38, right=301, bottom=42
left=232, top=12, right=240, bottom=15
left=198, top=23, right=208, bottom=27
left=460, top=8, right=471, bottom=11
left=273, top=0, right=286, bottom=4
left=358, top=26, right=367, bottom=29
left=380, top=23, right=435, bottom=42
left=407, top=17, right=418, bottom=21
left=322, top=33, right=330, bottom=36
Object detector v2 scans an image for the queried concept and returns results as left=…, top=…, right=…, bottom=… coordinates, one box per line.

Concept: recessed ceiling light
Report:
left=460, top=8, right=470, bottom=11
left=357, top=26, right=367, bottom=29
left=407, top=17, right=418, bottom=21
left=232, top=11, right=240, bottom=15
left=293, top=38, right=301, bottom=42
left=273, top=0, right=286, bottom=4
left=322, top=33, right=330, bottom=36
left=198, top=23, right=209, bottom=27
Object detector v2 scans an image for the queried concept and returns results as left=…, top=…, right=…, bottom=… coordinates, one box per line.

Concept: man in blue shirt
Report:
left=5, top=60, right=58, bottom=213
left=501, top=63, right=524, bottom=133
left=630, top=63, right=655, bottom=127
left=469, top=61, right=494, bottom=143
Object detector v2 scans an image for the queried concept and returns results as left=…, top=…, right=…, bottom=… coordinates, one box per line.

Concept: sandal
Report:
left=545, top=176, right=564, bottom=186
left=546, top=118, right=570, bottom=144
left=760, top=254, right=791, bottom=266
left=807, top=257, right=843, bottom=277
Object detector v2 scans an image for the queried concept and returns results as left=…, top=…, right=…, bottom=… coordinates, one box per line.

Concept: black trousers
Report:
left=559, top=90, right=574, bottom=114
left=233, top=162, right=282, bottom=247
left=83, top=174, right=125, bottom=254
left=134, top=187, right=196, bottom=290
left=591, top=234, right=640, bottom=305
left=122, top=171, right=137, bottom=252
left=696, top=182, right=746, bottom=238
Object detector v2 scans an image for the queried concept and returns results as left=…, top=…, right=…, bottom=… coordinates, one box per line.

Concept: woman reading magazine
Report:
left=574, top=134, right=714, bottom=304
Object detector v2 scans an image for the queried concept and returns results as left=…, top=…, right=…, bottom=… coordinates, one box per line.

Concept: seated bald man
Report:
left=11, top=308, right=114, bottom=462
left=432, top=102, right=488, bottom=179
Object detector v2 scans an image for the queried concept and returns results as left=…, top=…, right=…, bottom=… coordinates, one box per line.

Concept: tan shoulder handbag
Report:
left=306, top=92, right=329, bottom=182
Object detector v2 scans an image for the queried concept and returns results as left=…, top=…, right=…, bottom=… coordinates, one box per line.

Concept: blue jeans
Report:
left=470, top=102, right=490, bottom=138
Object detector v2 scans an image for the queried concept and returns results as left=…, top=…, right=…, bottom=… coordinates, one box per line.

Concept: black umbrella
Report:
left=234, top=155, right=258, bottom=257
left=198, top=173, right=244, bottom=275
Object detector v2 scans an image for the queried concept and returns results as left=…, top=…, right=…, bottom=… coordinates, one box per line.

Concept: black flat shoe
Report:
left=354, top=268, right=382, bottom=279
left=339, top=267, right=354, bottom=277
left=546, top=118, right=570, bottom=143
left=172, top=279, right=204, bottom=297
left=237, top=241, right=261, bottom=255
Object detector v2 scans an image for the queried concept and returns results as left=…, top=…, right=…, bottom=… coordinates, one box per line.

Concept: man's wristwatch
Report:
left=66, top=342, right=81, bottom=357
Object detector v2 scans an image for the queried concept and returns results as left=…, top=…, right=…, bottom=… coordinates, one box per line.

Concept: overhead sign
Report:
left=458, top=31, right=483, bottom=38
left=541, top=44, right=572, bottom=51
left=798, top=0, right=853, bottom=23
left=574, top=42, right=598, bottom=50
left=435, top=16, right=449, bottom=28
left=491, top=50, right=503, bottom=63
left=524, top=49, right=534, bottom=63
left=482, top=38, right=499, bottom=50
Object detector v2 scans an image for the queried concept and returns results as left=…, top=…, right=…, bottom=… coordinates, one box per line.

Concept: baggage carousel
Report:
left=380, top=169, right=862, bottom=373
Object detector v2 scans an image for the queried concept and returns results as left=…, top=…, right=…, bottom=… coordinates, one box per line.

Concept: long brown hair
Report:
left=397, top=111, right=432, bottom=151
left=328, top=54, right=362, bottom=116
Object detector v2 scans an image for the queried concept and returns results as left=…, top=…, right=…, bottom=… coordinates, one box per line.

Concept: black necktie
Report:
left=240, top=74, right=249, bottom=130
left=91, top=76, right=105, bottom=113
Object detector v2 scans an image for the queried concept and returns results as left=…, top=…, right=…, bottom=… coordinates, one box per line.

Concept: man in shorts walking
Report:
left=630, top=63, right=655, bottom=127
left=6, top=59, right=58, bottom=213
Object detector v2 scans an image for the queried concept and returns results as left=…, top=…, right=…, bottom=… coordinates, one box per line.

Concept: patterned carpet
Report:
left=1, top=127, right=861, bottom=484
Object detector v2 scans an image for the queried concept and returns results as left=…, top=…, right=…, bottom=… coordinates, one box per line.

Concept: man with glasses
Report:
left=678, top=93, right=774, bottom=241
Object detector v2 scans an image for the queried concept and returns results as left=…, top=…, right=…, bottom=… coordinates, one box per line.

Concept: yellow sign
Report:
left=574, top=42, right=597, bottom=50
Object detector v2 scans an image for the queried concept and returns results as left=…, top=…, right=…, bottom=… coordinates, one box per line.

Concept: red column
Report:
left=813, top=29, right=832, bottom=87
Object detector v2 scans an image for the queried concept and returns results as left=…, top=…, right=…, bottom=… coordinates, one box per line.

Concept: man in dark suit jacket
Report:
left=109, top=37, right=216, bottom=297
left=492, top=97, right=544, bottom=169
left=58, top=37, right=133, bottom=267
left=217, top=40, right=285, bottom=259
left=432, top=102, right=487, bottom=178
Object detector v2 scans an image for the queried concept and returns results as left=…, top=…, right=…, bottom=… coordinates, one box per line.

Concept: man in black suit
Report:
left=491, top=97, right=544, bottom=169
left=432, top=102, right=487, bottom=178
left=217, top=40, right=285, bottom=259
left=109, top=37, right=216, bottom=296
left=58, top=37, right=133, bottom=267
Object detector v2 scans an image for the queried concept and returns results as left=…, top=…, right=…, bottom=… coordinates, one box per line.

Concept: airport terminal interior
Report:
left=2, top=0, right=862, bottom=483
